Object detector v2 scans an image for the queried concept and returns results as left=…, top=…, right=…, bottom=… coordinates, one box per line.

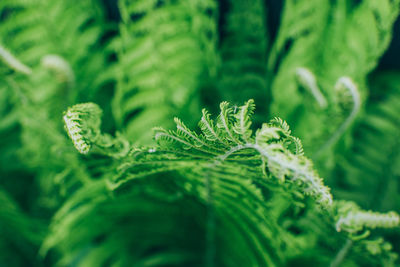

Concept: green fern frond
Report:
left=199, top=108, right=228, bottom=146
left=1, top=2, right=400, bottom=267
left=215, top=101, right=242, bottom=145
left=269, top=0, right=399, bottom=156
left=151, top=100, right=332, bottom=206
left=44, top=99, right=400, bottom=266
left=233, top=99, right=255, bottom=143
left=217, top=0, right=269, bottom=119
left=113, top=0, right=217, bottom=143
left=332, top=72, right=400, bottom=209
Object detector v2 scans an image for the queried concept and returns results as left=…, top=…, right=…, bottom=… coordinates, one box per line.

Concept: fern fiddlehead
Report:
left=64, top=103, right=129, bottom=157
left=295, top=67, right=327, bottom=109
left=315, top=77, right=361, bottom=157
left=63, top=103, right=102, bottom=154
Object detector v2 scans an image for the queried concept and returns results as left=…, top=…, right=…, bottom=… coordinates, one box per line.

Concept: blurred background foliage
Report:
left=1, top=0, right=400, bottom=266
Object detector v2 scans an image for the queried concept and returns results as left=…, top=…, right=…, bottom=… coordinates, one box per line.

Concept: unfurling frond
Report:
left=63, top=103, right=102, bottom=154
left=63, top=103, right=129, bottom=157
left=295, top=67, right=327, bottom=108
left=41, top=55, right=75, bottom=87
left=315, top=77, right=362, bottom=157
left=334, top=77, right=361, bottom=114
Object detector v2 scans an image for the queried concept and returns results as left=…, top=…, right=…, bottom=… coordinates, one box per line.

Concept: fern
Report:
left=42, top=99, right=400, bottom=266
left=1, top=2, right=400, bottom=266
left=335, top=200, right=399, bottom=235
left=113, top=0, right=218, bottom=143
left=269, top=0, right=400, bottom=156
left=0, top=188, right=45, bottom=267
left=151, top=100, right=332, bottom=206
left=295, top=67, right=327, bottom=109
left=216, top=0, right=269, bottom=119
left=332, top=72, right=400, bottom=209
left=0, top=0, right=112, bottom=210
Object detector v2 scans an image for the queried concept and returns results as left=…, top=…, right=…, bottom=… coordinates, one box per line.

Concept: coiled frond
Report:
left=64, top=103, right=129, bottom=157
left=315, top=77, right=361, bottom=157
left=63, top=103, right=102, bottom=154
left=295, top=67, right=327, bottom=109
left=41, top=55, right=75, bottom=88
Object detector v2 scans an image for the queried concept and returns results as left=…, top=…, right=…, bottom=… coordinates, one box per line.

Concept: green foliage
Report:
left=1, top=0, right=400, bottom=266
left=216, top=0, right=269, bottom=119
left=113, top=0, right=218, bottom=143
left=270, top=0, right=400, bottom=155
left=0, top=188, right=45, bottom=267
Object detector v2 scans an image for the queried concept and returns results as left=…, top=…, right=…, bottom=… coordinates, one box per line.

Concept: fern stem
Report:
left=220, top=143, right=332, bottom=206
left=0, top=44, right=32, bottom=75
left=155, top=132, right=218, bottom=155
left=330, top=239, right=353, bottom=267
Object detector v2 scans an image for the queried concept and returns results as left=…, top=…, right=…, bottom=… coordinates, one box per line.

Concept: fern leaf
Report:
left=269, top=0, right=399, bottom=156
left=233, top=99, right=255, bottom=143
left=113, top=0, right=218, bottom=143
left=153, top=100, right=332, bottom=206
left=198, top=109, right=229, bottom=146
left=217, top=0, right=269, bottom=121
